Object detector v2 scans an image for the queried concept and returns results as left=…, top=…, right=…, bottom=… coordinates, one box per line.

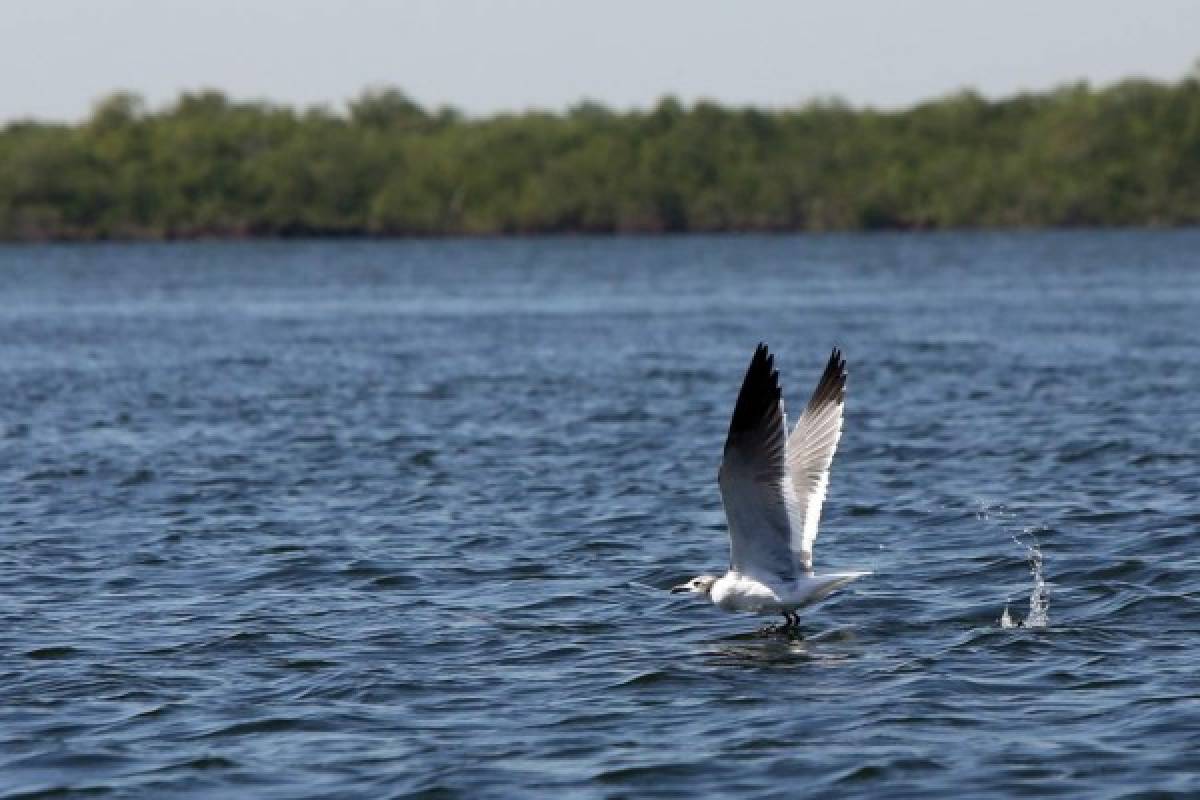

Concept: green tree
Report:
left=3, top=73, right=1200, bottom=239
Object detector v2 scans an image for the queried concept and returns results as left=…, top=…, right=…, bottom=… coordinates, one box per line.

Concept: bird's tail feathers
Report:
left=808, top=571, right=871, bottom=603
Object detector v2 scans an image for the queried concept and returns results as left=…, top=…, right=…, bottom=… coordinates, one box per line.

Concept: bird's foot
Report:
left=758, top=613, right=803, bottom=638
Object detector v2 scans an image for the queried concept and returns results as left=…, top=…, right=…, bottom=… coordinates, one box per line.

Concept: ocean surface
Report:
left=1, top=231, right=1198, bottom=798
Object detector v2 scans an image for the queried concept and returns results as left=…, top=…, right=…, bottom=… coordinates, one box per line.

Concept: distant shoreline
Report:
left=3, top=77, right=1198, bottom=241
left=2, top=223, right=1198, bottom=246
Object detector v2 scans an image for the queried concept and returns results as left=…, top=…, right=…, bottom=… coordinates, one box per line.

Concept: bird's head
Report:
left=671, top=574, right=718, bottom=596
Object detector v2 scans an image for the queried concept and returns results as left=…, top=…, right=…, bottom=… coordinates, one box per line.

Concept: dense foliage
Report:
left=2, top=78, right=1199, bottom=239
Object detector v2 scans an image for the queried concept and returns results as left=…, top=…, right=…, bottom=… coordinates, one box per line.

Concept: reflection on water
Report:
left=705, top=627, right=863, bottom=667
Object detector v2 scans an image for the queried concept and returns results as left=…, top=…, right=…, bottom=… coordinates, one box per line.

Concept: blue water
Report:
left=1, top=232, right=1198, bottom=798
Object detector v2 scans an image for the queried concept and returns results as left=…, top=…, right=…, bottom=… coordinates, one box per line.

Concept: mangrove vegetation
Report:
left=2, top=76, right=1199, bottom=239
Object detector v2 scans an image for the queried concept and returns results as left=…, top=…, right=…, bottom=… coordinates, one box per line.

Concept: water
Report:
left=1, top=231, right=1198, bottom=798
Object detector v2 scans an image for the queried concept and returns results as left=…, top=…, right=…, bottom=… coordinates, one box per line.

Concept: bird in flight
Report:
left=672, top=344, right=869, bottom=631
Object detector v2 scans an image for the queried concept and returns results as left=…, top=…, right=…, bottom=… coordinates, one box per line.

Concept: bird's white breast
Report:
left=710, top=572, right=784, bottom=614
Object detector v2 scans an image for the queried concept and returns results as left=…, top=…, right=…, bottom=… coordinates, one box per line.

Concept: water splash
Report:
left=1022, top=545, right=1049, bottom=628
left=999, top=606, right=1015, bottom=629
left=999, top=530, right=1049, bottom=629
left=973, top=497, right=1013, bottom=523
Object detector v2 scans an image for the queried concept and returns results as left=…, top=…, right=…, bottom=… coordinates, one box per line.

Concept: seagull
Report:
left=672, top=343, right=869, bottom=631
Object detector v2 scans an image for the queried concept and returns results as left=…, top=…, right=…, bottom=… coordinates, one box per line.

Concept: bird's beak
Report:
left=670, top=584, right=689, bottom=594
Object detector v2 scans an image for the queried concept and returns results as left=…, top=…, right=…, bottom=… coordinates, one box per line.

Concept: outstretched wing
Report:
left=718, top=343, right=798, bottom=585
left=786, top=348, right=846, bottom=571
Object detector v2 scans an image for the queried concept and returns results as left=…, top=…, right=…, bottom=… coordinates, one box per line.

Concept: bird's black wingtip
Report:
left=728, top=343, right=783, bottom=436
left=808, top=346, right=847, bottom=411
left=829, top=346, right=846, bottom=373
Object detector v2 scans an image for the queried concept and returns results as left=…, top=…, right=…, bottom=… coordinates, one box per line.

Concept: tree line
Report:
left=1, top=77, right=1199, bottom=240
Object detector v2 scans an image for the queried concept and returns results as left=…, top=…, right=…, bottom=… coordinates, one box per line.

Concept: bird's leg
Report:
left=773, top=611, right=795, bottom=633
left=761, top=612, right=800, bottom=636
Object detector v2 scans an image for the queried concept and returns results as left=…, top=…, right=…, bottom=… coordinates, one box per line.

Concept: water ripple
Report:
left=3, top=232, right=1200, bottom=797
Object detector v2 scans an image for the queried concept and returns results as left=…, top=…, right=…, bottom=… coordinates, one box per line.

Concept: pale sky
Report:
left=3, top=0, right=1198, bottom=122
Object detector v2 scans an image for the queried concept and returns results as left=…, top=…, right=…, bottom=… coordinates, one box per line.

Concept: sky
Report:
left=3, top=0, right=1199, bottom=122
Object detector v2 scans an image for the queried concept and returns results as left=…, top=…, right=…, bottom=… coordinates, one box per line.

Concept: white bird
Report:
left=672, top=343, right=869, bottom=630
